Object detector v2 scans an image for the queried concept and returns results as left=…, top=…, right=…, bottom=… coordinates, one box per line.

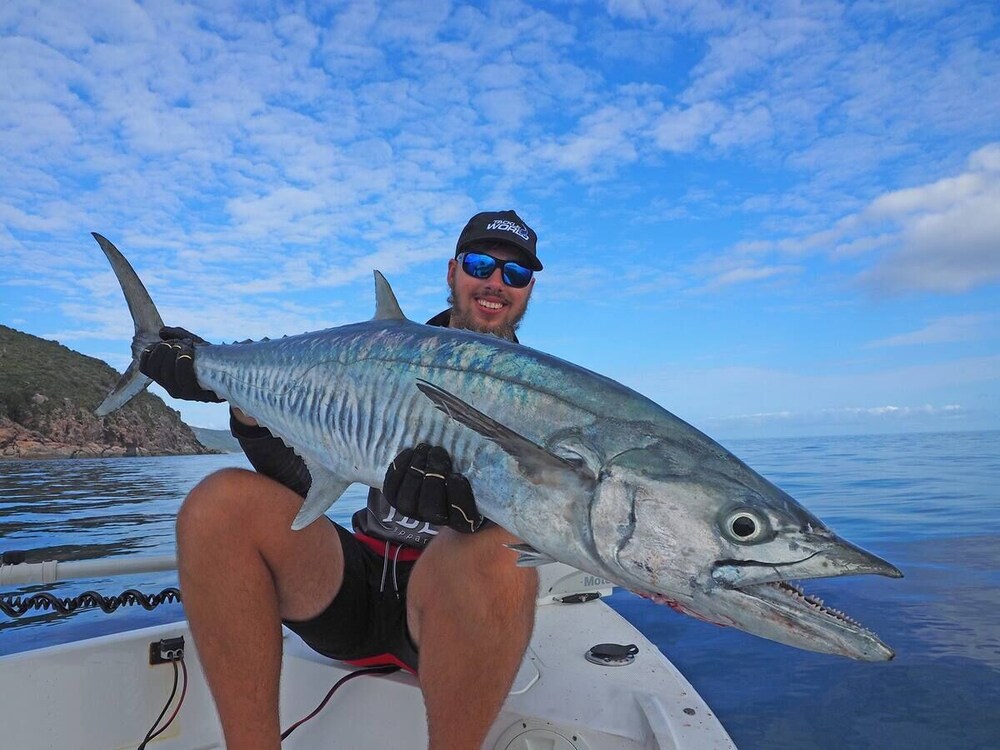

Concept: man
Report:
left=140, top=210, right=543, bottom=750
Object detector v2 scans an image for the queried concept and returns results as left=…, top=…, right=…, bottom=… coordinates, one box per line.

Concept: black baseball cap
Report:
left=455, top=210, right=542, bottom=271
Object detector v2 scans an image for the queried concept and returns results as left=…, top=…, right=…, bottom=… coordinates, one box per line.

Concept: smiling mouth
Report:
left=476, top=298, right=506, bottom=312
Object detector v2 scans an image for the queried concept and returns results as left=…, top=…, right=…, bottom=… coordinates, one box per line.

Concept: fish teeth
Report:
left=770, top=581, right=862, bottom=627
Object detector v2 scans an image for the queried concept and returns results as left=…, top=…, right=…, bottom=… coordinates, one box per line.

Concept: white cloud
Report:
left=709, top=103, right=772, bottom=149
left=605, top=0, right=656, bottom=22
left=226, top=187, right=328, bottom=235
left=711, top=403, right=965, bottom=423
left=720, top=143, right=1000, bottom=293
left=867, top=173, right=988, bottom=218
left=701, top=403, right=971, bottom=439
left=866, top=314, right=997, bottom=348
left=651, top=101, right=725, bottom=152
left=862, top=145, right=1000, bottom=293
left=700, top=263, right=800, bottom=290
left=604, top=0, right=737, bottom=33
left=535, top=102, right=645, bottom=173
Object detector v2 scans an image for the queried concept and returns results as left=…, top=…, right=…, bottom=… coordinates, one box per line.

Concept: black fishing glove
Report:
left=138, top=326, right=224, bottom=403
left=383, top=443, right=485, bottom=533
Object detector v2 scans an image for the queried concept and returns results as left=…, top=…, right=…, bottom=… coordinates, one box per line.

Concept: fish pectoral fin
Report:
left=373, top=271, right=407, bottom=321
left=291, top=465, right=352, bottom=531
left=415, top=379, right=596, bottom=486
left=547, top=437, right=604, bottom=478
left=504, top=543, right=557, bottom=567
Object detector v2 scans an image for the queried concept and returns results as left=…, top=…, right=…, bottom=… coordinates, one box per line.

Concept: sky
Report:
left=1, top=0, right=998, bottom=440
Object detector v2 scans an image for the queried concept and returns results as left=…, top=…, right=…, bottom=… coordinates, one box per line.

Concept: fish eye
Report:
left=724, top=510, right=766, bottom=543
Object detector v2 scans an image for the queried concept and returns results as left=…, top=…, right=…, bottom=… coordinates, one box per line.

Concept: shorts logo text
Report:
left=382, top=506, right=439, bottom=537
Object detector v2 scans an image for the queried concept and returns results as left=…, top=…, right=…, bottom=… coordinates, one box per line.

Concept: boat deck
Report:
left=0, top=566, right=736, bottom=749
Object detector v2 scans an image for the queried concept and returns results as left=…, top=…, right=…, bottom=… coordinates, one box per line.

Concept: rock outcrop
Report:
left=0, top=325, right=215, bottom=459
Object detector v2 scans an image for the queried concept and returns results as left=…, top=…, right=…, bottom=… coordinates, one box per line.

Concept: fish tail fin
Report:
left=92, top=232, right=164, bottom=416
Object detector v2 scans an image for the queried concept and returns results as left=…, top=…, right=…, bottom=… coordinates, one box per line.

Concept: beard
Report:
left=447, top=288, right=529, bottom=342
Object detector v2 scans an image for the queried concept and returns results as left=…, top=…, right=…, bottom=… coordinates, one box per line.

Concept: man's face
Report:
left=447, top=245, right=534, bottom=340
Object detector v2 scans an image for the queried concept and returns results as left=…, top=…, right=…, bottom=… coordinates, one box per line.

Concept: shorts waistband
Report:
left=352, top=529, right=423, bottom=563
left=342, top=652, right=417, bottom=675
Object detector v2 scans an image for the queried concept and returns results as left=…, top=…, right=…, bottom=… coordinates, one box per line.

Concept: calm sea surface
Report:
left=1, top=431, right=998, bottom=749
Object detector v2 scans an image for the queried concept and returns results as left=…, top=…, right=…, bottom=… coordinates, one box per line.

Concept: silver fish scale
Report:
left=189, top=321, right=621, bottom=557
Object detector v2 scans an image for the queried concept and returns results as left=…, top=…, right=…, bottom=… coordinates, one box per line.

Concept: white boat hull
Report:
left=0, top=566, right=736, bottom=749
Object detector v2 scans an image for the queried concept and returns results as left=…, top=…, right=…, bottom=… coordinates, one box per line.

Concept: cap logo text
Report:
left=486, top=219, right=531, bottom=243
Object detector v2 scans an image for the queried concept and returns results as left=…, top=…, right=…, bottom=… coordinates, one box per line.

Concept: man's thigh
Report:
left=180, top=467, right=346, bottom=622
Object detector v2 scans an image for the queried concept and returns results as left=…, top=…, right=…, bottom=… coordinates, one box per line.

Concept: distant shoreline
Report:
left=0, top=444, right=224, bottom=461
left=0, top=421, right=241, bottom=461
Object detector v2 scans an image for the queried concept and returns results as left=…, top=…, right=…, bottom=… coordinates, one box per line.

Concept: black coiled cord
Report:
left=0, top=587, right=181, bottom=618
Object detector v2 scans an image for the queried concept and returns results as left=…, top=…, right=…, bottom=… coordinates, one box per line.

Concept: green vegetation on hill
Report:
left=0, top=324, right=211, bottom=458
left=1, top=324, right=132, bottom=421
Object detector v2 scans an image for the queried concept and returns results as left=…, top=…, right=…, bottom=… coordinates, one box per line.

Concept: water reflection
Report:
left=2, top=433, right=1000, bottom=749
left=0, top=455, right=243, bottom=653
left=0, top=453, right=369, bottom=656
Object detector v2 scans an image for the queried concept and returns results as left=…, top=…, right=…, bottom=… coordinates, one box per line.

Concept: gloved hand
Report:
left=139, top=326, right=224, bottom=403
left=383, top=443, right=484, bottom=533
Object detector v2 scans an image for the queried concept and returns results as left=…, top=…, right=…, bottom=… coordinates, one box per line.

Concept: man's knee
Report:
left=189, top=467, right=258, bottom=501
left=176, top=468, right=264, bottom=544
left=407, top=527, right=537, bottom=652
left=414, top=528, right=538, bottom=612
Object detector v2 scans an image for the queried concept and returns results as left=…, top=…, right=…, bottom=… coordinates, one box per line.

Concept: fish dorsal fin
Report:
left=373, top=271, right=407, bottom=321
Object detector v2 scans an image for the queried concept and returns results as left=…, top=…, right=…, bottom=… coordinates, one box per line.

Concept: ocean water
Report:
left=1, top=431, right=998, bottom=749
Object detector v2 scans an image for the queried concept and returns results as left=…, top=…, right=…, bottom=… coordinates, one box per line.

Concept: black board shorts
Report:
left=282, top=521, right=420, bottom=673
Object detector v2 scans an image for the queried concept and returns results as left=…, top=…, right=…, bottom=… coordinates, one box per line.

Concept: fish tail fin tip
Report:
left=92, top=232, right=164, bottom=415
left=372, top=271, right=407, bottom=321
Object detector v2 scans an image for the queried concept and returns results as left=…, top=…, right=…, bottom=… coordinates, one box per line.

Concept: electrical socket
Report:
left=149, top=636, right=185, bottom=665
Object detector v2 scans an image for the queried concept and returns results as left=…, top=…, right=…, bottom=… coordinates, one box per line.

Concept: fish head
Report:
left=589, top=442, right=902, bottom=661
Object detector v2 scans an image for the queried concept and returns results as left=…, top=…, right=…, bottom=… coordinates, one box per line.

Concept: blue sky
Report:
left=2, top=0, right=998, bottom=439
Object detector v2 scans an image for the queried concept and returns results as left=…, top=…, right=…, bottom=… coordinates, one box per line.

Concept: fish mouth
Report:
left=710, top=543, right=903, bottom=661
left=739, top=578, right=894, bottom=660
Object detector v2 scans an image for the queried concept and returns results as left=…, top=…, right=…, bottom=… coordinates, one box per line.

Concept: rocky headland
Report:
left=0, top=324, right=216, bottom=459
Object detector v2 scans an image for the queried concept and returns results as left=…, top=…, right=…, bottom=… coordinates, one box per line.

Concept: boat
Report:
left=0, top=554, right=736, bottom=749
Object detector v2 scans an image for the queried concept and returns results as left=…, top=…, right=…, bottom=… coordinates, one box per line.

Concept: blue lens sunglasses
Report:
left=457, top=252, right=534, bottom=288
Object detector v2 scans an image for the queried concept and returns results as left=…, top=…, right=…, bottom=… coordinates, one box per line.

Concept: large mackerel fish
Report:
left=94, top=232, right=901, bottom=661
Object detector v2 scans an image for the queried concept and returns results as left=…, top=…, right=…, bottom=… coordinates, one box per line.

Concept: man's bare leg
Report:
left=175, top=468, right=344, bottom=750
left=407, top=526, right=538, bottom=750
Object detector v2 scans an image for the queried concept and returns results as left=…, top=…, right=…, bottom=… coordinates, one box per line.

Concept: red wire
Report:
left=280, top=665, right=399, bottom=741
left=148, top=658, right=188, bottom=742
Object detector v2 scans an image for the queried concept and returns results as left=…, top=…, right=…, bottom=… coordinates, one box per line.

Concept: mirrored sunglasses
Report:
left=458, top=252, right=534, bottom=288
